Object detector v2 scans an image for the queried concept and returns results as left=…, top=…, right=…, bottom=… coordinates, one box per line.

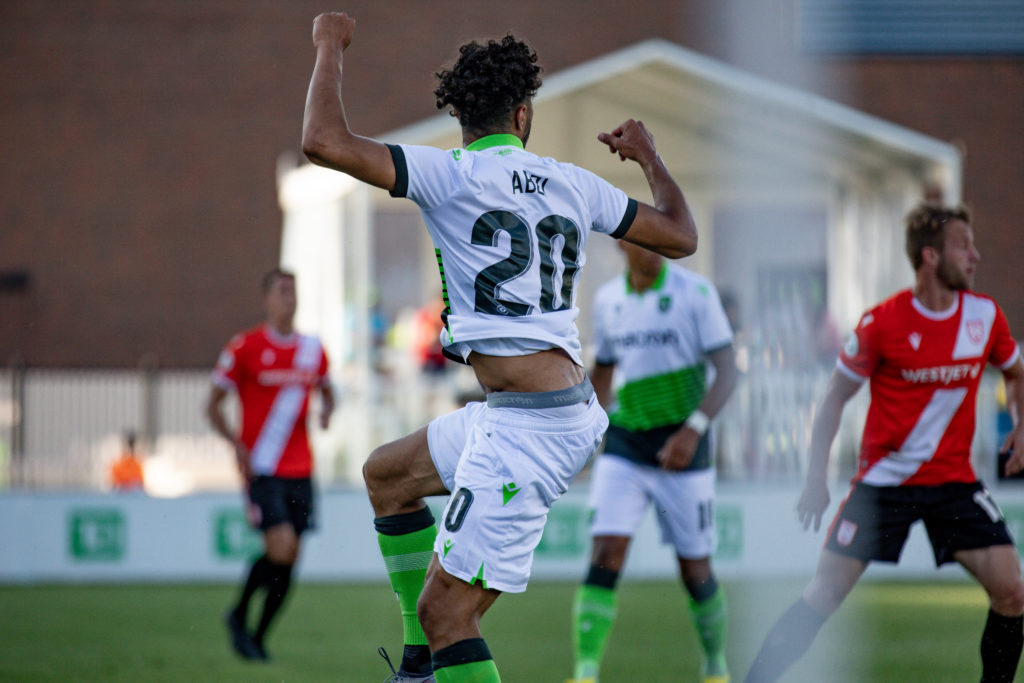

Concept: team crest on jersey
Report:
left=836, top=519, right=858, bottom=546
left=967, top=319, right=985, bottom=344
left=658, top=295, right=672, bottom=312
left=908, top=332, right=922, bottom=350
left=261, top=349, right=276, bottom=366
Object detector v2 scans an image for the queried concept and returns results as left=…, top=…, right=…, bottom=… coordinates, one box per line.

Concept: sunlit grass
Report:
left=0, top=579, right=1012, bottom=682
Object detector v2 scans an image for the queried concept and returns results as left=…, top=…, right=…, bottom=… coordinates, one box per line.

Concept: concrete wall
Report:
left=6, top=483, right=1024, bottom=584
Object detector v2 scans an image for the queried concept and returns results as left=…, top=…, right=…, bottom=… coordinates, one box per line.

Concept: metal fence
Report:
left=0, top=358, right=1006, bottom=494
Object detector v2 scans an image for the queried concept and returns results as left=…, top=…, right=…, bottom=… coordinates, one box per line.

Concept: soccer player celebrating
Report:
left=570, top=240, right=738, bottom=683
left=744, top=203, right=1024, bottom=683
left=207, top=268, right=334, bottom=661
left=302, top=13, right=698, bottom=682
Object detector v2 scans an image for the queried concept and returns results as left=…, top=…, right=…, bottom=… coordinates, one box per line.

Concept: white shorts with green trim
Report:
left=588, top=453, right=717, bottom=559
left=427, top=384, right=606, bottom=593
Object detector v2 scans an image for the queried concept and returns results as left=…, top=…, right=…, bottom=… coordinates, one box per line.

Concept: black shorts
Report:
left=247, top=476, right=316, bottom=534
left=825, top=481, right=1015, bottom=566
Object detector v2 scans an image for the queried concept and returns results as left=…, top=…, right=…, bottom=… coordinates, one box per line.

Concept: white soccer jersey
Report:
left=592, top=263, right=733, bottom=431
left=388, top=134, right=637, bottom=365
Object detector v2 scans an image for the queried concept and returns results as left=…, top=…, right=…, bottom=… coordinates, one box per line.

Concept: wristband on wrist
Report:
left=684, top=409, right=710, bottom=436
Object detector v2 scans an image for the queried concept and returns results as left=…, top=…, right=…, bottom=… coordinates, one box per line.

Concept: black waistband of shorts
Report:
left=486, top=377, right=594, bottom=409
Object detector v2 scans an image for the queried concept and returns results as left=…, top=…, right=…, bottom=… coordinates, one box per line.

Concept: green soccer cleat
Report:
left=565, top=661, right=599, bottom=683
left=701, top=653, right=730, bottom=683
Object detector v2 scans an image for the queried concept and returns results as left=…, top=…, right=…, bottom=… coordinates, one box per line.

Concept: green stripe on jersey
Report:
left=434, top=248, right=454, bottom=343
left=610, top=364, right=706, bottom=431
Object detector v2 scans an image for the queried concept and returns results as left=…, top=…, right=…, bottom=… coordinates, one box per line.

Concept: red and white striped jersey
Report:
left=838, top=289, right=1019, bottom=486
left=212, top=325, right=329, bottom=478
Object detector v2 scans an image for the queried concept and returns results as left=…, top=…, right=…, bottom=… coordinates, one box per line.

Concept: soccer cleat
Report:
left=251, top=637, right=271, bottom=662
left=701, top=653, right=730, bottom=683
left=565, top=661, right=599, bottom=683
left=224, top=609, right=265, bottom=661
left=378, top=646, right=435, bottom=682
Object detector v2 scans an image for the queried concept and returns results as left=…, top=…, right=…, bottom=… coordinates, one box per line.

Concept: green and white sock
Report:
left=689, top=586, right=728, bottom=674
left=572, top=583, right=617, bottom=679
left=376, top=514, right=436, bottom=648
left=433, top=659, right=501, bottom=683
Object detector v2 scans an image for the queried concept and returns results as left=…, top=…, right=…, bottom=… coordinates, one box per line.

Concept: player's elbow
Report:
left=657, top=214, right=698, bottom=259
left=660, top=229, right=697, bottom=259
left=301, top=122, right=347, bottom=168
left=301, top=132, right=332, bottom=168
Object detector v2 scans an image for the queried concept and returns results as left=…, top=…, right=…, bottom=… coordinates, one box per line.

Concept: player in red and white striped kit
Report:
left=207, top=268, right=333, bottom=661
left=745, top=203, right=1024, bottom=683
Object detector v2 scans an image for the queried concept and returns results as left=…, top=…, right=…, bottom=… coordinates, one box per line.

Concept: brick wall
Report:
left=1, top=0, right=1021, bottom=366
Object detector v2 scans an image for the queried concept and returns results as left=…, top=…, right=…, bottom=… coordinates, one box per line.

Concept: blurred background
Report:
left=4, top=8, right=1024, bottom=680
left=3, top=0, right=1022, bottom=497
left=0, top=0, right=1022, bottom=562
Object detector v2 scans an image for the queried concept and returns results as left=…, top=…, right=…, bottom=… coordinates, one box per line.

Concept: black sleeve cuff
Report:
left=386, top=144, right=408, bottom=198
left=610, top=198, right=638, bottom=239
left=441, top=346, right=471, bottom=366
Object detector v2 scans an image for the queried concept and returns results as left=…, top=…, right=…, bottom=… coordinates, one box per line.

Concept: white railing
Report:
left=0, top=359, right=1007, bottom=493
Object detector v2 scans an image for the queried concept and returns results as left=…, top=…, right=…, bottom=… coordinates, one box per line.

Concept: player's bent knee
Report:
left=993, top=578, right=1024, bottom=616
left=803, top=579, right=849, bottom=616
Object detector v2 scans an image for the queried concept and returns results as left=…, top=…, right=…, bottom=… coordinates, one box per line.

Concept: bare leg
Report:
left=418, top=556, right=502, bottom=681
left=956, top=545, right=1024, bottom=682
left=571, top=535, right=631, bottom=680
left=678, top=555, right=729, bottom=679
left=744, top=550, right=866, bottom=683
left=363, top=426, right=448, bottom=677
left=363, top=425, right=447, bottom=517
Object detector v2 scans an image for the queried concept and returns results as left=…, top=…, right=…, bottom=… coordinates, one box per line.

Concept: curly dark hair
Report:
left=905, top=202, right=972, bottom=270
left=434, top=34, right=543, bottom=136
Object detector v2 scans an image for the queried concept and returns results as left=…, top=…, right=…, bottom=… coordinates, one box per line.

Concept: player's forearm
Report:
left=806, top=394, right=843, bottom=483
left=206, top=400, right=238, bottom=447
left=302, top=45, right=396, bottom=189
left=698, top=347, right=739, bottom=419
left=302, top=45, right=352, bottom=168
left=210, top=417, right=238, bottom=448
left=1006, top=362, right=1024, bottom=427
left=638, top=152, right=697, bottom=256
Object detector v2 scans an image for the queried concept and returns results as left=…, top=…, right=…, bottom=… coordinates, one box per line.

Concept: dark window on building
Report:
left=798, top=0, right=1024, bottom=55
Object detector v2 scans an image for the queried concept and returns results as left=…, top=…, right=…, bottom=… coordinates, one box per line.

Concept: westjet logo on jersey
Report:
left=609, top=329, right=680, bottom=349
left=258, top=369, right=318, bottom=386
left=901, top=363, right=981, bottom=385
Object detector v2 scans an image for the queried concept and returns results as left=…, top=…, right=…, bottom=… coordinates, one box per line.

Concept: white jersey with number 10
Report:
left=388, top=134, right=637, bottom=366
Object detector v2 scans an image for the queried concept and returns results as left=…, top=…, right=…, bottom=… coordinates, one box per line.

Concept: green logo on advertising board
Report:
left=537, top=504, right=586, bottom=557
left=213, top=508, right=262, bottom=560
left=69, top=508, right=126, bottom=561
left=715, top=504, right=742, bottom=560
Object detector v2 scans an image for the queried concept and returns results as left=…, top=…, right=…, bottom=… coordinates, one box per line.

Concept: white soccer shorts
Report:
left=588, top=453, right=717, bottom=559
left=427, top=394, right=607, bottom=593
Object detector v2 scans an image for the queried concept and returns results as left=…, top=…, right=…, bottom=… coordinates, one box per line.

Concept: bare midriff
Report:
left=468, top=348, right=585, bottom=394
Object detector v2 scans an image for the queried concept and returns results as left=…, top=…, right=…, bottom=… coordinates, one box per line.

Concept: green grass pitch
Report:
left=0, top=578, right=1012, bottom=682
